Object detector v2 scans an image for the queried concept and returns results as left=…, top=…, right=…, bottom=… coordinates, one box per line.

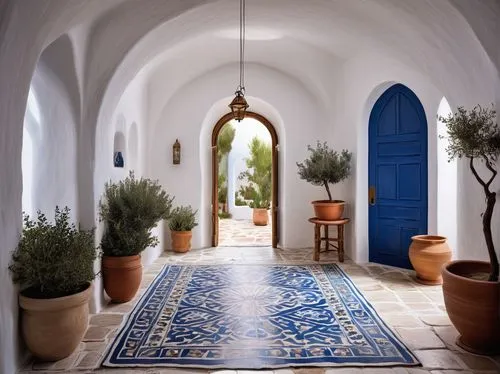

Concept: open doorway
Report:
left=212, top=112, right=278, bottom=248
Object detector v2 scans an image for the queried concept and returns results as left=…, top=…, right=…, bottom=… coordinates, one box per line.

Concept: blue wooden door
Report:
left=369, top=84, right=428, bottom=269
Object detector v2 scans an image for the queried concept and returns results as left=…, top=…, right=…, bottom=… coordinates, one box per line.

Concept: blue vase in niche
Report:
left=114, top=151, right=124, bottom=168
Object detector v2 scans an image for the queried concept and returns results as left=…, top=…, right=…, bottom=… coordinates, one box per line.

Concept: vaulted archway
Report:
left=211, top=111, right=279, bottom=248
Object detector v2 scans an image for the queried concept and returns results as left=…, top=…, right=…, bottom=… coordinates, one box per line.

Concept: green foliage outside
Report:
left=218, top=212, right=232, bottom=219
left=218, top=173, right=228, bottom=205
left=439, top=105, right=500, bottom=281
left=217, top=123, right=236, bottom=162
left=99, top=172, right=174, bottom=257
left=239, top=136, right=272, bottom=209
left=9, top=207, right=97, bottom=299
left=217, top=123, right=236, bottom=208
left=238, top=185, right=254, bottom=200
left=235, top=195, right=248, bottom=206
left=168, top=205, right=198, bottom=231
left=296, top=141, right=352, bottom=201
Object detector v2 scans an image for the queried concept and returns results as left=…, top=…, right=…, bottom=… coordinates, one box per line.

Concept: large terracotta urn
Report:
left=102, top=255, right=142, bottom=303
left=442, top=260, right=500, bottom=355
left=312, top=200, right=345, bottom=220
left=19, top=283, right=92, bottom=361
left=253, top=208, right=269, bottom=226
left=409, top=235, right=452, bottom=285
left=171, top=231, right=193, bottom=253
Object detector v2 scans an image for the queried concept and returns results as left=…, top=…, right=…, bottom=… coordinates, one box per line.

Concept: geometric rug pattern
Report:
left=102, top=264, right=420, bottom=369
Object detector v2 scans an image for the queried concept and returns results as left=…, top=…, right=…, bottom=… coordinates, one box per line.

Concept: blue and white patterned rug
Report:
left=102, top=264, right=419, bottom=369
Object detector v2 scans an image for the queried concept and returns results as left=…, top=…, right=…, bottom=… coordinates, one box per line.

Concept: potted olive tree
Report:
left=9, top=207, right=96, bottom=361
left=99, top=172, right=173, bottom=303
left=238, top=136, right=272, bottom=226
left=168, top=205, right=198, bottom=252
left=439, top=105, right=500, bottom=354
left=297, top=141, right=352, bottom=220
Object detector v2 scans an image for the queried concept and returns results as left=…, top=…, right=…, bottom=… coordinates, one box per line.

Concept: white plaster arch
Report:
left=148, top=63, right=324, bottom=251
left=200, top=97, right=285, bottom=249
left=339, top=57, right=445, bottom=263
left=21, top=87, right=42, bottom=218
left=21, top=54, right=80, bottom=223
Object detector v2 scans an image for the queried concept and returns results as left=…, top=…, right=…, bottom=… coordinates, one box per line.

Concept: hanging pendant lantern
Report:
left=229, top=89, right=249, bottom=121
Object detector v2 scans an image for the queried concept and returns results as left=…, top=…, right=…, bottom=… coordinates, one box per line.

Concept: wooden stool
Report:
left=308, top=217, right=350, bottom=262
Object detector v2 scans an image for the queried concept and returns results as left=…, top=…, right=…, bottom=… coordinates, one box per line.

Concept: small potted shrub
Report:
left=168, top=205, right=198, bottom=253
left=238, top=137, right=272, bottom=226
left=9, top=207, right=96, bottom=361
left=248, top=188, right=270, bottom=226
left=297, top=141, right=352, bottom=220
left=439, top=105, right=500, bottom=354
left=99, top=172, right=173, bottom=302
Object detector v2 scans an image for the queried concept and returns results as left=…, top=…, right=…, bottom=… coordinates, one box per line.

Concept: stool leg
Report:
left=314, top=224, right=320, bottom=261
left=339, top=224, right=345, bottom=263
left=325, top=225, right=329, bottom=251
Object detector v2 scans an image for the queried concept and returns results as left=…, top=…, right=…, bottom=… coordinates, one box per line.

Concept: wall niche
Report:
left=113, top=131, right=126, bottom=168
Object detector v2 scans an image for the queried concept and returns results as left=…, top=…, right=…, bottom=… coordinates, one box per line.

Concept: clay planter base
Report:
left=442, top=260, right=500, bottom=355
left=171, top=230, right=192, bottom=253
left=409, top=235, right=452, bottom=285
left=102, top=255, right=142, bottom=303
left=415, top=276, right=443, bottom=286
left=312, top=200, right=345, bottom=221
left=19, top=283, right=92, bottom=361
left=253, top=208, right=269, bottom=226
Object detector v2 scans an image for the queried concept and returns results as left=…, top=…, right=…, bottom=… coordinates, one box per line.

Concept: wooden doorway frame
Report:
left=211, top=111, right=279, bottom=248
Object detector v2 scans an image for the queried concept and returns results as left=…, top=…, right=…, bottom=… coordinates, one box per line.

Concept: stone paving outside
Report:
left=19, top=246, right=500, bottom=374
left=219, top=218, right=272, bottom=246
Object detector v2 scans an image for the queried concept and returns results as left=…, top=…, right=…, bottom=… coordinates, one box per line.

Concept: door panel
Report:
left=272, top=144, right=279, bottom=248
left=369, top=84, right=428, bottom=269
left=211, top=145, right=218, bottom=247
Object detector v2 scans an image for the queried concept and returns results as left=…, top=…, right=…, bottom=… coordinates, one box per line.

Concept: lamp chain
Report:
left=239, top=0, right=245, bottom=93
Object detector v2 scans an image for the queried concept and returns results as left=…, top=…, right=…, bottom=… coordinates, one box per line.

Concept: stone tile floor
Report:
left=219, top=218, right=272, bottom=247
left=20, top=246, right=500, bottom=373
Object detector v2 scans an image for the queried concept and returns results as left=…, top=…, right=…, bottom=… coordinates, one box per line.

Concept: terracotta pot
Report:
left=442, top=260, right=500, bottom=355
left=409, top=235, right=452, bottom=285
left=102, top=255, right=142, bottom=303
left=171, top=230, right=192, bottom=253
left=19, top=283, right=92, bottom=361
left=312, top=200, right=345, bottom=220
left=253, top=208, right=269, bottom=226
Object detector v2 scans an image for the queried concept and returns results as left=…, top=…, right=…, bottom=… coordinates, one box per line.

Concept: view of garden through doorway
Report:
left=217, top=117, right=273, bottom=246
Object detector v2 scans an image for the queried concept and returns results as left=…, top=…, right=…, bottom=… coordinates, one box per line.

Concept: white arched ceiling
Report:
left=449, top=0, right=500, bottom=75
left=92, top=0, right=499, bottom=141
left=144, top=36, right=341, bottom=132
left=0, top=1, right=500, bottom=373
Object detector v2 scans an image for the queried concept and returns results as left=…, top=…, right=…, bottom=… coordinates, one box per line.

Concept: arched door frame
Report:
left=211, top=111, right=279, bottom=248
left=368, top=83, right=428, bottom=268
